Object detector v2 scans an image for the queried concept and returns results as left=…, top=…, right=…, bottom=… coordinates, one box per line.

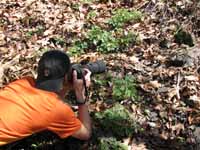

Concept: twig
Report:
left=176, top=71, right=181, bottom=100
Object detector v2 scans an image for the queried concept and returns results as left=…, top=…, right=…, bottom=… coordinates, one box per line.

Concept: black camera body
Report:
left=69, top=60, right=106, bottom=81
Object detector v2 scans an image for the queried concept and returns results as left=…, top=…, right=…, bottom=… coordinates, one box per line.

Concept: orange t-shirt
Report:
left=0, top=77, right=81, bottom=146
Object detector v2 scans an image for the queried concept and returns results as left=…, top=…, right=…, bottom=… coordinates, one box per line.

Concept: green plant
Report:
left=112, top=75, right=138, bottom=101
left=68, top=40, right=86, bottom=56
left=26, top=31, right=35, bottom=37
left=108, top=9, right=142, bottom=28
left=98, top=137, right=128, bottom=150
left=49, top=37, right=65, bottom=47
left=118, top=30, right=139, bottom=50
left=94, top=74, right=109, bottom=86
left=26, top=26, right=45, bottom=37
left=91, top=73, right=113, bottom=101
left=177, top=136, right=186, bottom=143
left=68, top=26, right=139, bottom=54
left=174, top=28, right=194, bottom=47
left=71, top=3, right=80, bottom=11
left=87, top=10, right=97, bottom=20
left=95, top=103, right=136, bottom=138
left=86, top=26, right=139, bottom=53
left=86, top=26, right=119, bottom=52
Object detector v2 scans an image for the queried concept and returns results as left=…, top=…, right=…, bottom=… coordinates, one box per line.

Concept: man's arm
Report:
left=71, top=70, right=92, bottom=140
left=72, top=104, right=91, bottom=140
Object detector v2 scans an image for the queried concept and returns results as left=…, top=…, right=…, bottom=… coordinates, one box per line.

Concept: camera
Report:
left=69, top=60, right=106, bottom=81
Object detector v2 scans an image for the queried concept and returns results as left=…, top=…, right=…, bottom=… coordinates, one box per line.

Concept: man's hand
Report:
left=72, top=69, right=91, bottom=104
left=72, top=69, right=92, bottom=140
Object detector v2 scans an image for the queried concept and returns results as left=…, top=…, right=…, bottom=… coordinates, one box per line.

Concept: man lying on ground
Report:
left=0, top=50, right=91, bottom=148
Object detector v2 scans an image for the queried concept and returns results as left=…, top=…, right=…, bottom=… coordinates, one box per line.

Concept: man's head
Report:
left=36, top=50, right=71, bottom=93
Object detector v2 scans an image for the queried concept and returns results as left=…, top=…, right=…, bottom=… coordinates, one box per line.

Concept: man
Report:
left=0, top=50, right=91, bottom=147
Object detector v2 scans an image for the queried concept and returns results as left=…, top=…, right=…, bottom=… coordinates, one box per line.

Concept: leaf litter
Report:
left=0, top=0, right=200, bottom=149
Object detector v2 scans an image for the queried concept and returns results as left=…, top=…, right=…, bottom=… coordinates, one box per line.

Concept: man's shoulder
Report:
left=19, top=76, right=36, bottom=86
left=8, top=76, right=36, bottom=87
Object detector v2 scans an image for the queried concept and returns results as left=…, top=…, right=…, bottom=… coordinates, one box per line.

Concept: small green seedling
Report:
left=108, top=9, right=142, bottom=28
left=49, top=37, right=65, bottom=47
left=95, top=103, right=135, bottom=138
left=26, top=26, right=45, bottom=37
left=98, top=137, right=128, bottom=150
left=68, top=40, right=87, bottom=56
left=68, top=25, right=139, bottom=54
left=174, top=28, right=194, bottom=47
left=86, top=26, right=119, bottom=53
left=87, top=10, right=97, bottom=20
left=112, top=75, right=138, bottom=101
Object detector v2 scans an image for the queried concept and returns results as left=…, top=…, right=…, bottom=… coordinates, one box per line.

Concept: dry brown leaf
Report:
left=131, top=139, right=148, bottom=150
left=141, top=80, right=162, bottom=92
left=171, top=123, right=185, bottom=135
left=149, top=80, right=162, bottom=89
left=168, top=88, right=177, bottom=100
left=184, top=75, right=199, bottom=81
left=0, top=55, right=20, bottom=86
left=0, top=31, right=6, bottom=46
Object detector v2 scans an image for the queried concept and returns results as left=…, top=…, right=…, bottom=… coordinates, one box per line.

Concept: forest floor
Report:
left=0, top=0, right=200, bottom=150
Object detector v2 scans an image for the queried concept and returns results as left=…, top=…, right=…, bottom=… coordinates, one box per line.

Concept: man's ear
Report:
left=62, top=74, right=73, bottom=93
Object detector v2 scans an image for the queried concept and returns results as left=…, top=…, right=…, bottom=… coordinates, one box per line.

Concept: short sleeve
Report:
left=47, top=100, right=82, bottom=138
